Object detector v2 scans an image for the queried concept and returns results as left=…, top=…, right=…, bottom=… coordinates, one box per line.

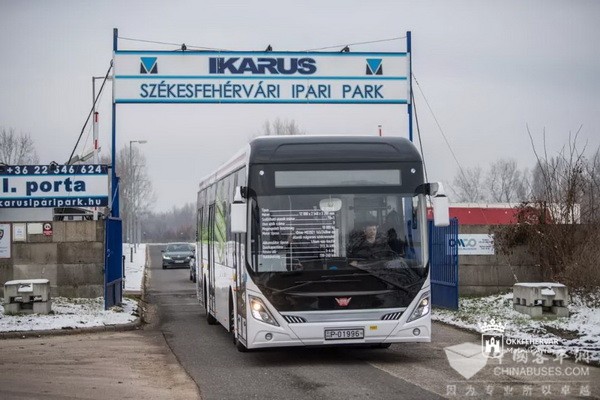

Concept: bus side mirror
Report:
left=433, top=195, right=450, bottom=227
left=231, top=186, right=247, bottom=234
left=429, top=182, right=450, bottom=227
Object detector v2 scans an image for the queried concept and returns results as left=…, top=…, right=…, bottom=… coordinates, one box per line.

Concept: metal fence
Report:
left=429, top=218, right=459, bottom=310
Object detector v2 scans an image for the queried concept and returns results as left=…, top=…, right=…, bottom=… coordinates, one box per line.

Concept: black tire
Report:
left=236, top=338, right=249, bottom=352
left=205, top=285, right=218, bottom=325
left=206, top=309, right=218, bottom=325
left=162, top=264, right=166, bottom=270
left=230, top=292, right=248, bottom=352
left=229, top=293, right=236, bottom=342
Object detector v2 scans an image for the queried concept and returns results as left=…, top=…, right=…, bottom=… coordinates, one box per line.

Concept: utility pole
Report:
left=129, top=140, right=147, bottom=250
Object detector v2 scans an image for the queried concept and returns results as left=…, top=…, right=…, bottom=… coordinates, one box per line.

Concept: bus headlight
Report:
left=407, top=292, right=430, bottom=322
left=249, top=296, right=279, bottom=326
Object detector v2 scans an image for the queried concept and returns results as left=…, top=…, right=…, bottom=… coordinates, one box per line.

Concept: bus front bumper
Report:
left=246, top=319, right=431, bottom=349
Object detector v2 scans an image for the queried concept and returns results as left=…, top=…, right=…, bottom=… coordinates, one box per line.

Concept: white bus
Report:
left=196, top=136, right=449, bottom=351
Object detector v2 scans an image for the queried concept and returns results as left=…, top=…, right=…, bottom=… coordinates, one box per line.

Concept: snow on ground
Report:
left=123, top=243, right=146, bottom=293
left=0, top=243, right=146, bottom=333
left=433, top=291, right=600, bottom=362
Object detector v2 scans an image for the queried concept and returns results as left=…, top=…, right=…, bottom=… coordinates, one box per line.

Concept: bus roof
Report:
left=248, top=135, right=422, bottom=164
left=198, top=135, right=422, bottom=192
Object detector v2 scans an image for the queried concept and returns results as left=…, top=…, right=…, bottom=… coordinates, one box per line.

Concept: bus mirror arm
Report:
left=414, top=182, right=444, bottom=196
left=234, top=186, right=246, bottom=202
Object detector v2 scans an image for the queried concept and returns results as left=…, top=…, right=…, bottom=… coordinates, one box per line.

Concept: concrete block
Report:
left=13, top=243, right=57, bottom=264
left=551, top=306, right=569, bottom=318
left=13, top=264, right=58, bottom=286
left=4, top=279, right=51, bottom=301
left=513, top=282, right=569, bottom=318
left=51, top=222, right=66, bottom=242
left=3, top=303, right=20, bottom=314
left=514, top=304, right=543, bottom=318
left=96, top=222, right=105, bottom=242
left=33, top=300, right=52, bottom=314
left=57, top=264, right=104, bottom=286
left=27, top=233, right=53, bottom=243
left=58, top=285, right=103, bottom=298
left=0, top=262, right=12, bottom=297
left=63, top=221, right=97, bottom=242
left=4, top=279, right=52, bottom=314
left=57, top=242, right=103, bottom=264
left=513, top=283, right=568, bottom=307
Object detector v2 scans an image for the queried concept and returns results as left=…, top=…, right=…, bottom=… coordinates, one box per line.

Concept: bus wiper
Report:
left=272, top=279, right=360, bottom=294
left=346, top=262, right=416, bottom=294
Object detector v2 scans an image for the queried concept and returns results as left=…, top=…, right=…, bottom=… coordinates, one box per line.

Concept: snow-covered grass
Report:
left=433, top=291, right=600, bottom=362
left=0, top=297, right=138, bottom=332
left=0, top=243, right=146, bottom=333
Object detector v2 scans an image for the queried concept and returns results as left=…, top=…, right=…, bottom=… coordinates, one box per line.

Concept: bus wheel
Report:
left=206, top=309, right=218, bottom=325
left=230, top=294, right=248, bottom=352
left=205, top=285, right=218, bottom=325
left=236, top=338, right=249, bottom=353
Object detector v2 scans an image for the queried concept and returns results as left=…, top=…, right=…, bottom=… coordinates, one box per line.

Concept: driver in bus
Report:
left=347, top=219, right=395, bottom=263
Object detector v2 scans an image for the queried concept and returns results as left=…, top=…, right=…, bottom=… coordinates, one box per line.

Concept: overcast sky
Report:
left=1, top=1, right=599, bottom=211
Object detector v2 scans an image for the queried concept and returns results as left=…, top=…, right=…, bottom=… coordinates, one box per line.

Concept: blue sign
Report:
left=0, top=165, right=109, bottom=208
left=113, top=51, right=408, bottom=104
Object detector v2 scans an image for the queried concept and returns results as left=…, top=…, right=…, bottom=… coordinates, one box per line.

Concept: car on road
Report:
left=161, top=243, right=195, bottom=273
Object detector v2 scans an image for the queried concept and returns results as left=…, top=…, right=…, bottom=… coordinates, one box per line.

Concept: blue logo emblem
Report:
left=140, top=57, right=158, bottom=74
left=366, top=59, right=383, bottom=75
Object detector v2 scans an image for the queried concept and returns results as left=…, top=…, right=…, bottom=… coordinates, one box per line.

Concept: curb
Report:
left=0, top=317, right=143, bottom=340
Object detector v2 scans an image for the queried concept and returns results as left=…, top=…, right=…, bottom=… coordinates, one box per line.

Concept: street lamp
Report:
left=129, top=140, right=148, bottom=250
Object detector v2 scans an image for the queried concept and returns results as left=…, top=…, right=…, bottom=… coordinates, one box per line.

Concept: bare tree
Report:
left=495, top=126, right=600, bottom=289
left=0, top=127, right=40, bottom=164
left=583, top=148, right=600, bottom=223
left=485, top=158, right=530, bottom=203
left=528, top=126, right=587, bottom=224
left=451, top=166, right=486, bottom=202
left=141, top=203, right=196, bottom=242
left=117, top=146, right=155, bottom=242
left=260, top=118, right=305, bottom=136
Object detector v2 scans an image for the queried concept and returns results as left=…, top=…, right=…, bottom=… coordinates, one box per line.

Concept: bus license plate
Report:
left=324, top=328, right=364, bottom=341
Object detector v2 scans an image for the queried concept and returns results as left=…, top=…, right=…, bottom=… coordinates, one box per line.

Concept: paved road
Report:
left=0, top=324, right=200, bottom=400
left=147, top=244, right=600, bottom=399
left=0, top=245, right=597, bottom=399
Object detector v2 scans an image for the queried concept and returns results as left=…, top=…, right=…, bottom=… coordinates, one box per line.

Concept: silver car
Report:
left=161, top=243, right=195, bottom=273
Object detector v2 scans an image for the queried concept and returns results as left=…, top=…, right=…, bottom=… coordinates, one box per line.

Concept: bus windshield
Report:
left=250, top=192, right=426, bottom=274
left=246, top=163, right=428, bottom=311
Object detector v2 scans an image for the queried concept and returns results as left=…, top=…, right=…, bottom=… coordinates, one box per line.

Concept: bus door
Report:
left=234, top=230, right=247, bottom=343
left=208, top=203, right=216, bottom=313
